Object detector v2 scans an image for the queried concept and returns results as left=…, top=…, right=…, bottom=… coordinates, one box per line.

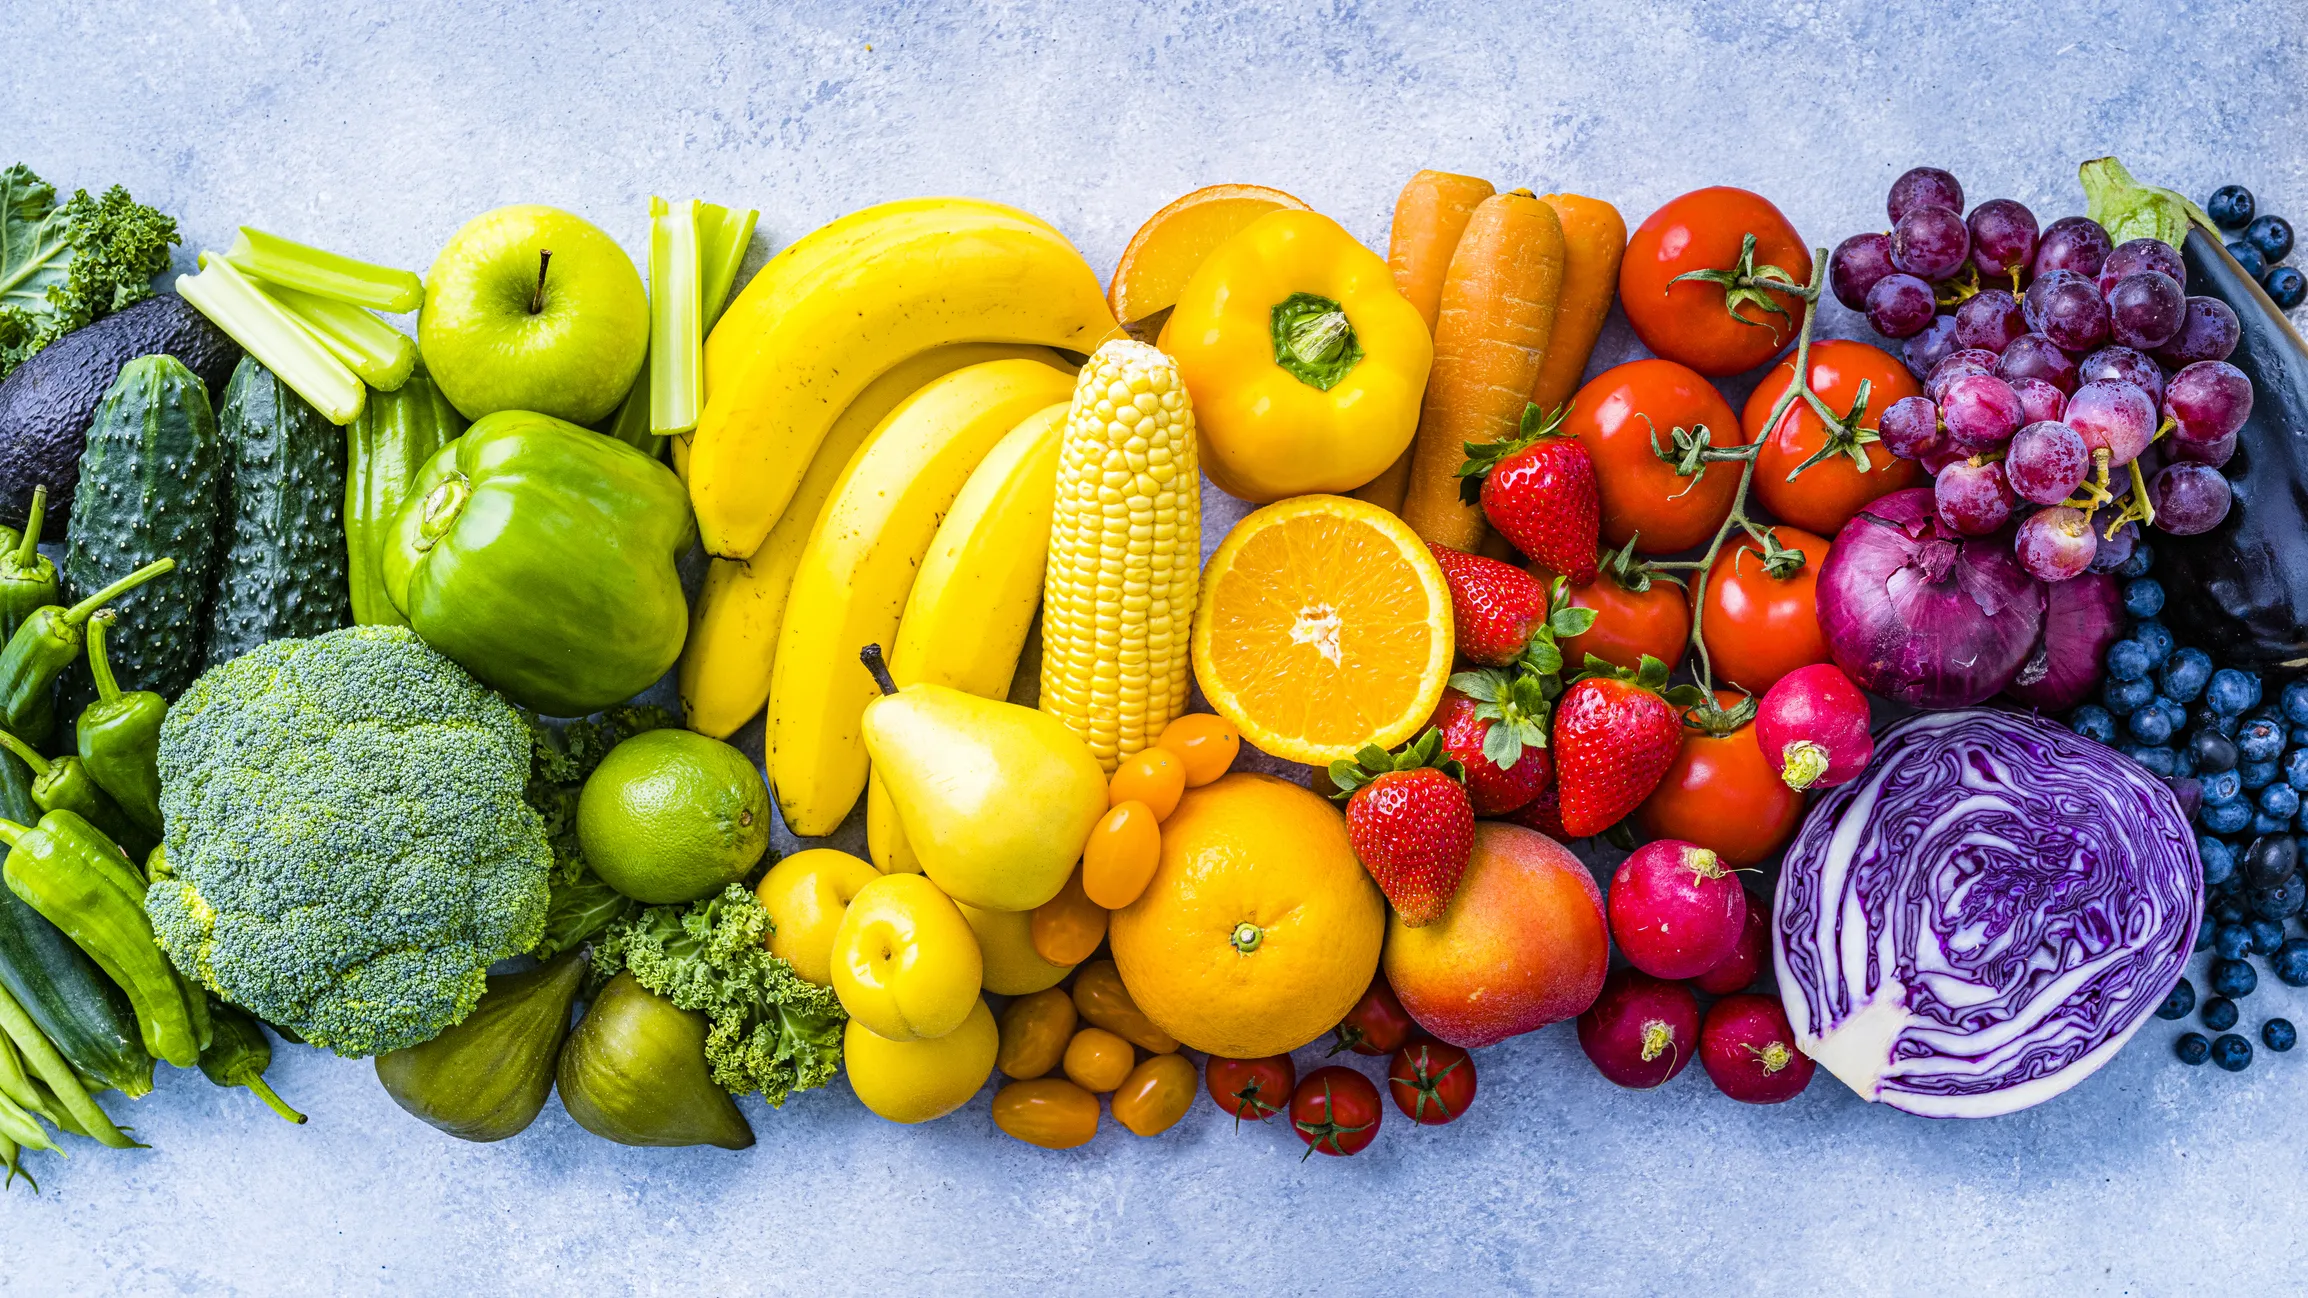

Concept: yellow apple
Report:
left=754, top=849, right=879, bottom=986
left=844, top=998, right=998, bottom=1124
left=831, top=873, right=982, bottom=1040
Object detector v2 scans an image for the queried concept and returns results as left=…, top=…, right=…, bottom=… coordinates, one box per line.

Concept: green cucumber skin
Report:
left=63, top=353, right=226, bottom=702
left=206, top=358, right=351, bottom=664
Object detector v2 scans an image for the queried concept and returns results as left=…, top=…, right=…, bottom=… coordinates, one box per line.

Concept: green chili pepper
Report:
left=0, top=488, right=57, bottom=646
left=0, top=809, right=199, bottom=1068
left=200, top=1003, right=304, bottom=1125
left=74, top=610, right=165, bottom=842
left=0, top=726, right=144, bottom=857
left=0, top=557, right=173, bottom=749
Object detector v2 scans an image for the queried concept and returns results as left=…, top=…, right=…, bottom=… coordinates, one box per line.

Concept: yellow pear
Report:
left=858, top=645, right=1107, bottom=912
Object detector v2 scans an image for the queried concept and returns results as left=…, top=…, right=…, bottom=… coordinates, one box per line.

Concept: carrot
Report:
left=1399, top=191, right=1566, bottom=551
left=1529, top=193, right=1628, bottom=415
left=1352, top=170, right=1495, bottom=514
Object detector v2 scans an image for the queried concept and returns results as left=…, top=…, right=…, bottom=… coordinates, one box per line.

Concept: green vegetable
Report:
left=0, top=486, right=54, bottom=642
left=374, top=947, right=584, bottom=1142
left=207, top=356, right=352, bottom=664
left=266, top=280, right=416, bottom=391
left=145, top=625, right=553, bottom=1058
left=223, top=226, right=423, bottom=314
left=0, top=728, right=144, bottom=856
left=2, top=557, right=174, bottom=749
left=0, top=165, right=180, bottom=383
left=0, top=975, right=134, bottom=1148
left=76, top=611, right=166, bottom=841
left=2079, top=156, right=2219, bottom=249
left=649, top=197, right=704, bottom=436
left=199, top=1002, right=304, bottom=1125
left=381, top=410, right=694, bottom=718
left=345, top=367, right=465, bottom=628
left=521, top=705, right=675, bottom=960
left=602, top=199, right=757, bottom=454
left=593, top=883, right=845, bottom=1106
left=557, top=970, right=753, bottom=1149
left=176, top=253, right=364, bottom=425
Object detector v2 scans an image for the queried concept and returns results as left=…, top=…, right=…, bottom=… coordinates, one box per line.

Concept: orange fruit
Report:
left=1190, top=495, right=1454, bottom=765
left=1109, top=773, right=1384, bottom=1057
left=1108, top=184, right=1311, bottom=327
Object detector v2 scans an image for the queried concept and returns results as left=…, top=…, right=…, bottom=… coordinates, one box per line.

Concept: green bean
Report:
left=0, top=978, right=133, bottom=1149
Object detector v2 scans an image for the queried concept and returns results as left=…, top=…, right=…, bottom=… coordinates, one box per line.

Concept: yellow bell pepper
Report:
left=1166, top=210, right=1431, bottom=503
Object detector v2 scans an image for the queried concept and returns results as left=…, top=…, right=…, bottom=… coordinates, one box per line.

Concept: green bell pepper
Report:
left=382, top=411, right=693, bottom=718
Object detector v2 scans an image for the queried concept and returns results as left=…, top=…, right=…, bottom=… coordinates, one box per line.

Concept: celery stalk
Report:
left=264, top=280, right=416, bottom=391
left=603, top=375, right=653, bottom=452
left=226, top=227, right=424, bottom=313
left=697, top=202, right=760, bottom=328
left=648, top=197, right=704, bottom=436
left=179, top=254, right=366, bottom=424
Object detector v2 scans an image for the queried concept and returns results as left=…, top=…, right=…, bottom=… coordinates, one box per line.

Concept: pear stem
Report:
left=529, top=250, right=552, bottom=315
left=859, top=644, right=899, bottom=696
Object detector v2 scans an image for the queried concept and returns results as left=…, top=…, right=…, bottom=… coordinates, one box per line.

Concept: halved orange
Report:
left=1108, top=183, right=1310, bottom=328
left=1190, top=495, right=1454, bottom=765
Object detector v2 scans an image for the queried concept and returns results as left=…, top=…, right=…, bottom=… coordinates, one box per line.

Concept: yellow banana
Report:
left=691, top=199, right=1121, bottom=558
left=678, top=344, right=1062, bottom=739
left=770, top=358, right=1078, bottom=836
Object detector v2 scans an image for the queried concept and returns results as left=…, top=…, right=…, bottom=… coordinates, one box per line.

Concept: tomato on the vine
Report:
left=1621, top=188, right=1814, bottom=377
left=1635, top=691, right=1805, bottom=866
left=1742, top=339, right=1923, bottom=536
left=1691, top=526, right=1831, bottom=694
left=1206, top=1054, right=1296, bottom=1125
left=1538, top=557, right=1689, bottom=674
left=1291, top=1065, right=1383, bottom=1158
left=1387, top=1040, right=1477, bottom=1125
left=1328, top=977, right=1415, bottom=1056
left=1564, top=359, right=1748, bottom=554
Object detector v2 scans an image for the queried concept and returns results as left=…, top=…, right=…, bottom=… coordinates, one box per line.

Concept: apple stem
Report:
left=859, top=644, right=899, bottom=696
left=529, top=249, right=552, bottom=314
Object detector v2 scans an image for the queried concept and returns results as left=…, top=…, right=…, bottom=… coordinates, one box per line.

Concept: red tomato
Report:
left=1329, top=976, right=1415, bottom=1056
left=1291, top=1065, right=1383, bottom=1157
left=1564, top=360, right=1749, bottom=554
left=1621, top=188, right=1814, bottom=376
left=1691, top=526, right=1831, bottom=694
left=1387, top=1040, right=1477, bottom=1125
left=1635, top=692, right=1805, bottom=866
left=1541, top=562, right=1690, bottom=674
left=1206, top=1054, right=1296, bottom=1124
left=1742, top=340, right=1924, bottom=536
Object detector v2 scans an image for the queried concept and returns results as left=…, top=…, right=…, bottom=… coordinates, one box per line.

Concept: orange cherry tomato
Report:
left=1156, top=713, right=1240, bottom=786
left=1636, top=692, right=1805, bottom=866
left=996, top=987, right=1078, bottom=1080
left=1563, top=360, right=1749, bottom=554
left=1071, top=959, right=1179, bottom=1053
left=993, top=1078, right=1100, bottom=1149
left=1082, top=801, right=1162, bottom=909
left=1742, top=339, right=1924, bottom=536
left=1030, top=866, right=1108, bottom=967
left=1110, top=1053, right=1199, bottom=1136
left=1619, top=187, right=1813, bottom=377
left=1109, top=748, right=1186, bottom=819
left=1691, top=526, right=1831, bottom=695
left=1062, top=1026, right=1136, bottom=1093
left=1540, top=562, right=1689, bottom=674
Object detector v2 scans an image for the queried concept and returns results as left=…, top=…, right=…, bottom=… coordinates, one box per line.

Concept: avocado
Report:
left=0, top=294, right=240, bottom=539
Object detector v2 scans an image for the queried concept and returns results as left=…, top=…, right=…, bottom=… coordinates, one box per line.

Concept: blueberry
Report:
left=2293, top=726, right=2308, bottom=749
left=2213, top=1033, right=2254, bottom=1071
left=2204, top=799, right=2254, bottom=834
left=2253, top=811, right=2293, bottom=835
left=2208, top=184, right=2256, bottom=229
left=2132, top=621, right=2175, bottom=666
left=2204, top=996, right=2242, bottom=1031
left=2241, top=759, right=2278, bottom=791
left=2264, top=1019, right=2297, bottom=1053
left=2069, top=705, right=2118, bottom=745
left=2251, top=873, right=2307, bottom=920
left=2208, top=668, right=2261, bottom=716
left=2122, top=578, right=2165, bottom=620
left=2240, top=717, right=2287, bottom=763
left=2158, top=976, right=2198, bottom=1020
left=2193, top=730, right=2241, bottom=775
left=2163, top=649, right=2215, bottom=704
left=2286, top=751, right=2308, bottom=792
left=2276, top=938, right=2308, bottom=987
left=2104, top=676, right=2156, bottom=716
left=2195, top=706, right=2241, bottom=737
left=2245, top=214, right=2295, bottom=263
left=2160, top=698, right=2188, bottom=732
left=2201, top=768, right=2244, bottom=805
left=2120, top=540, right=2156, bottom=578
left=2214, top=893, right=2250, bottom=924
left=2200, top=834, right=2238, bottom=885
left=2215, top=923, right=2254, bottom=960
left=2263, top=783, right=2302, bottom=819
left=2248, top=917, right=2286, bottom=955
left=2128, top=706, right=2174, bottom=745
left=2268, top=266, right=2307, bottom=311
left=2213, top=958, right=2260, bottom=999
left=2173, top=750, right=2198, bottom=780
left=2104, top=639, right=2151, bottom=682
left=2243, top=835, right=2297, bottom=887
left=2127, top=745, right=2178, bottom=778
left=2229, top=240, right=2270, bottom=279
left=2177, top=1032, right=2213, bottom=1065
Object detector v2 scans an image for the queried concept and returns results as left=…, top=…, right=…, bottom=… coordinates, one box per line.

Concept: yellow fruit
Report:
left=1156, top=713, right=1240, bottom=787
left=752, top=848, right=879, bottom=986
left=1109, top=773, right=1384, bottom=1057
left=1029, top=867, right=1108, bottom=967
left=956, top=901, right=1075, bottom=996
left=829, top=873, right=983, bottom=1041
left=864, top=771, right=922, bottom=875
left=996, top=987, right=1077, bottom=1080
left=1109, top=748, right=1186, bottom=820
left=992, top=1077, right=1098, bottom=1148
left=844, top=998, right=998, bottom=1124
left=1106, top=183, right=1311, bottom=328
left=1061, top=1026, right=1135, bottom=1093
left=1110, top=1053, right=1198, bottom=1137
left=1189, top=494, right=1455, bottom=765
left=1081, top=801, right=1161, bottom=910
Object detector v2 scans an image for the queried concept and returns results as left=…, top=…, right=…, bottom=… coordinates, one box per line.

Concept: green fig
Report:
left=558, top=971, right=753, bottom=1149
left=375, top=948, right=586, bottom=1142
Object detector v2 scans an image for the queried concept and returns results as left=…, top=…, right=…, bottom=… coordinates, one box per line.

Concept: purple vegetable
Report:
left=2004, top=571, right=2124, bottom=710
left=1774, top=710, right=2201, bottom=1119
left=1817, top=488, right=2046, bottom=709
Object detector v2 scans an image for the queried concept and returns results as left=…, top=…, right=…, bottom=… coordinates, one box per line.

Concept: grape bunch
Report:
left=1831, top=167, right=2255, bottom=582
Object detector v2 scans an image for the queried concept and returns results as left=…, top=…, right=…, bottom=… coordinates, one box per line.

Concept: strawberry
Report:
left=1551, top=656, right=1697, bottom=838
left=1434, top=671, right=1555, bottom=815
left=1426, top=543, right=1550, bottom=667
left=1459, top=402, right=1600, bottom=586
left=1503, top=779, right=1569, bottom=840
left=1328, top=729, right=1475, bottom=927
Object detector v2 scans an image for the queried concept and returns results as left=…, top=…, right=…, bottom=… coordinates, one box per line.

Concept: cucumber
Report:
left=206, top=357, right=351, bottom=663
left=62, top=353, right=227, bottom=703
left=346, top=368, right=464, bottom=627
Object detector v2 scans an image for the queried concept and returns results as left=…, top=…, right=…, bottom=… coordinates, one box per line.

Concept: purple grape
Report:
left=1902, top=314, right=1961, bottom=380
left=1966, top=200, right=2039, bottom=280
left=2163, top=360, right=2255, bottom=446
left=1953, top=289, right=2028, bottom=353
left=2022, top=269, right=2111, bottom=353
left=2107, top=271, right=2186, bottom=350
left=2076, top=345, right=2166, bottom=409
left=2169, top=430, right=2237, bottom=468
left=2089, top=520, right=2138, bottom=572
left=2152, top=296, right=2241, bottom=367
left=1891, top=204, right=1971, bottom=281
left=1939, top=373, right=2024, bottom=452
left=2034, top=216, right=2113, bottom=278
left=1995, top=333, right=2079, bottom=392
left=1877, top=396, right=1942, bottom=461
left=1830, top=233, right=1897, bottom=311
left=1889, top=168, right=1964, bottom=225
left=2150, top=462, right=2233, bottom=536
left=1934, top=459, right=2015, bottom=536
left=2014, top=506, right=2099, bottom=581
left=1866, top=273, right=1938, bottom=338
left=2012, top=376, right=2067, bottom=424
left=2006, top=420, right=2091, bottom=504
left=2066, top=379, right=2158, bottom=465
left=2095, top=238, right=2184, bottom=295
left=1927, top=349, right=2000, bottom=402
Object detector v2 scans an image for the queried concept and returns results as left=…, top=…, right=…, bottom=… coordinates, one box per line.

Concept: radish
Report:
left=1699, top=993, right=1816, bottom=1103
left=1755, top=663, right=1875, bottom=790
left=1607, top=839, right=1747, bottom=979
left=1691, top=889, right=1767, bottom=995
left=1576, top=968, right=1698, bottom=1088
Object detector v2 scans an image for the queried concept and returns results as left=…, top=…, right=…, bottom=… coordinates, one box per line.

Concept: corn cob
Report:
left=1041, top=340, right=1200, bottom=770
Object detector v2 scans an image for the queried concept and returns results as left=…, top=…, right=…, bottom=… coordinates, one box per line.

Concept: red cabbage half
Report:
left=1773, top=710, right=2200, bottom=1118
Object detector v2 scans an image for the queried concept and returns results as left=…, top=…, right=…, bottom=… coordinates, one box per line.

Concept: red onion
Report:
left=2004, top=571, right=2125, bottom=712
left=1816, top=488, right=2046, bottom=708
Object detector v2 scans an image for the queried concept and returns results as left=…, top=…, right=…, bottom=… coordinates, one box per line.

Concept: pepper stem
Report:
left=64, top=558, right=175, bottom=629
left=0, top=730, right=51, bottom=778
left=12, top=487, right=43, bottom=570
left=0, top=819, right=27, bottom=848
left=239, top=1074, right=307, bottom=1125
left=859, top=644, right=899, bottom=696
left=85, top=610, right=121, bottom=705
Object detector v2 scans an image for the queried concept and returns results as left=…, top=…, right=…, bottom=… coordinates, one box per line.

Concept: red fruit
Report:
left=1691, top=889, right=1768, bottom=996
left=1551, top=674, right=1684, bottom=837
left=1329, top=975, right=1416, bottom=1056
left=1577, top=968, right=1699, bottom=1089
left=1464, top=404, right=1602, bottom=585
left=1432, top=682, right=1553, bottom=815
left=1502, top=779, right=1569, bottom=840
left=1388, top=1040, right=1477, bottom=1125
left=1699, top=993, right=1816, bottom=1104
left=1332, top=729, right=1476, bottom=927
left=1608, top=839, right=1748, bottom=979
left=1206, top=1054, right=1297, bottom=1125
left=1755, top=663, right=1875, bottom=790
left=1291, top=1065, right=1383, bottom=1158
left=1426, top=543, right=1551, bottom=666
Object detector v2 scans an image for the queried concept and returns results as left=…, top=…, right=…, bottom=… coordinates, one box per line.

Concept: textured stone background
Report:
left=2, top=2, right=2305, bottom=1293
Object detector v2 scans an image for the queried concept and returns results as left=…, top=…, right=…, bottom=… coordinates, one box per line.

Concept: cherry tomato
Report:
left=1564, top=360, right=1749, bottom=554
left=1029, top=866, right=1108, bottom=967
left=992, top=1078, right=1100, bottom=1149
left=1110, top=1053, right=1199, bottom=1137
left=1387, top=1040, right=1478, bottom=1125
left=1207, top=1054, right=1297, bottom=1125
left=1636, top=692, right=1805, bottom=866
left=1621, top=187, right=1814, bottom=376
left=1541, top=562, right=1689, bottom=673
left=1109, top=748, right=1186, bottom=819
left=1328, top=976, right=1415, bottom=1056
left=1156, top=713, right=1240, bottom=786
left=1291, top=1065, right=1383, bottom=1158
left=1062, top=1026, right=1136, bottom=1093
left=1082, top=800, right=1161, bottom=909
left=1691, top=526, right=1831, bottom=695
left=1742, top=339, right=1923, bottom=536
left=995, top=987, right=1078, bottom=1080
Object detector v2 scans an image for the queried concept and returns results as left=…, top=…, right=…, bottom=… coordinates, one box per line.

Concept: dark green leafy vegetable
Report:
left=0, top=165, right=180, bottom=382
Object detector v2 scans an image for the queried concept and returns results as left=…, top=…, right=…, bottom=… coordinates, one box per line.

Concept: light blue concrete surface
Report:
left=3, top=2, right=2305, bottom=1293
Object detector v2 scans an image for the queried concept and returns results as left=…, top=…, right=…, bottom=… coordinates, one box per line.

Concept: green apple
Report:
left=419, top=205, right=648, bottom=425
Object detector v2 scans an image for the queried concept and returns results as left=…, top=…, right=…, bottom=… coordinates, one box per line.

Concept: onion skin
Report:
left=2004, top=571, right=2125, bottom=712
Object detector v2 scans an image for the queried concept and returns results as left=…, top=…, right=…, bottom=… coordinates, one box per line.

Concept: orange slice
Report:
left=1108, top=184, right=1311, bottom=328
left=1190, top=495, right=1454, bottom=765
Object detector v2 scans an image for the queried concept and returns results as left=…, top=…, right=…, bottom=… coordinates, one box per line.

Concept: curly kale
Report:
left=521, top=705, right=677, bottom=959
left=593, top=885, right=845, bottom=1106
left=0, top=164, right=179, bottom=380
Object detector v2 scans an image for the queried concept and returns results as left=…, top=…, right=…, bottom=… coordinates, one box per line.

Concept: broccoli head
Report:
left=147, top=625, right=551, bottom=1057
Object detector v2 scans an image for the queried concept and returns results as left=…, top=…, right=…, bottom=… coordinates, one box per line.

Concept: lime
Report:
left=577, top=729, right=772, bottom=903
